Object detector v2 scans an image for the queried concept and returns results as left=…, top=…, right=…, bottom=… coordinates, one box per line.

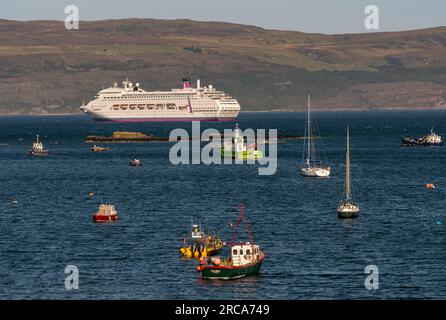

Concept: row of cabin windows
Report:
left=108, top=106, right=238, bottom=111
left=101, top=95, right=231, bottom=100
left=233, top=249, right=249, bottom=255
left=112, top=106, right=188, bottom=111
left=111, top=104, right=219, bottom=112
left=232, top=249, right=248, bottom=255
left=232, top=247, right=259, bottom=256
left=103, top=95, right=195, bottom=100
left=103, top=96, right=195, bottom=100
left=101, top=96, right=237, bottom=108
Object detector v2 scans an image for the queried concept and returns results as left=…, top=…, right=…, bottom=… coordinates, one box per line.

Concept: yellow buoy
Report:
left=180, top=247, right=186, bottom=255
left=185, top=248, right=192, bottom=258
left=194, top=250, right=200, bottom=259
left=201, top=249, right=207, bottom=258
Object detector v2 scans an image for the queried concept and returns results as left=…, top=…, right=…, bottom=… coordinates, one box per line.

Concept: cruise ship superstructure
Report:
left=80, top=78, right=240, bottom=122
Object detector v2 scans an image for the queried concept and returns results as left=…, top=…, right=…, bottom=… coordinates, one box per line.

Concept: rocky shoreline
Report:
left=85, top=131, right=308, bottom=143
left=85, top=132, right=169, bottom=143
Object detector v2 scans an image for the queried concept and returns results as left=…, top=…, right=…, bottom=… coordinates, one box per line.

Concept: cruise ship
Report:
left=80, top=78, right=241, bottom=122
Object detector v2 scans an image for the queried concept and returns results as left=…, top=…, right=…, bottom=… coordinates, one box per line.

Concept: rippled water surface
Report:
left=0, top=111, right=445, bottom=299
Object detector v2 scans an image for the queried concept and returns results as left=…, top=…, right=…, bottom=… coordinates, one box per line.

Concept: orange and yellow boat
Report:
left=180, top=224, right=224, bottom=259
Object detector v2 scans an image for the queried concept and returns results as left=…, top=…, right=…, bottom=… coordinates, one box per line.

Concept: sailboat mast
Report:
left=345, top=127, right=351, bottom=200
left=307, top=94, right=311, bottom=164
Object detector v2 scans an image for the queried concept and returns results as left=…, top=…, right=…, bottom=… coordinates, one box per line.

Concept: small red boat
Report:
left=130, top=159, right=142, bottom=166
left=93, top=203, right=118, bottom=223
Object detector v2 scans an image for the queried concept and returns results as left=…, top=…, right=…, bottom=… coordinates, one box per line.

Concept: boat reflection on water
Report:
left=197, top=274, right=262, bottom=293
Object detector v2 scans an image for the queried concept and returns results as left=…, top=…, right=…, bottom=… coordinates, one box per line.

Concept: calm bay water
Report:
left=0, top=110, right=445, bottom=299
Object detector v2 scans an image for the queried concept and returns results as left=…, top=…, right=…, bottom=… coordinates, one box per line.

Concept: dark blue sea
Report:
left=1, top=111, right=445, bottom=299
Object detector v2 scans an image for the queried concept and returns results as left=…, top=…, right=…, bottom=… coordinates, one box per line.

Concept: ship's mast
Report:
left=230, top=205, right=255, bottom=251
left=307, top=94, right=311, bottom=166
left=345, top=127, right=351, bottom=201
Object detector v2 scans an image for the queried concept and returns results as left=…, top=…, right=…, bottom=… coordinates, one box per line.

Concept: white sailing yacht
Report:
left=300, top=94, right=331, bottom=177
left=337, top=127, right=359, bottom=218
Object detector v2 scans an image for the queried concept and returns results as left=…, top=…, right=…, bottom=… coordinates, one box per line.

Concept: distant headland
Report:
left=0, top=18, right=445, bottom=114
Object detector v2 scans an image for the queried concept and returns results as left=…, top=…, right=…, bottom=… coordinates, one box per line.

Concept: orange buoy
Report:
left=196, top=265, right=203, bottom=272
left=199, top=257, right=206, bottom=264
left=425, top=183, right=435, bottom=189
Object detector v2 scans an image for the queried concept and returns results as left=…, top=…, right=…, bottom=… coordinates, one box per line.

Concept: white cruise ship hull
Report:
left=96, top=118, right=236, bottom=122
left=83, top=110, right=237, bottom=122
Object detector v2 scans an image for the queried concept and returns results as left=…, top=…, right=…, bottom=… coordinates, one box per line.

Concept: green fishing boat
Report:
left=197, top=206, right=264, bottom=280
left=221, top=124, right=263, bottom=160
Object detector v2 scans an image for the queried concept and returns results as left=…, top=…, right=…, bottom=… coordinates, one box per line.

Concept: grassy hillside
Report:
left=0, top=18, right=445, bottom=113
